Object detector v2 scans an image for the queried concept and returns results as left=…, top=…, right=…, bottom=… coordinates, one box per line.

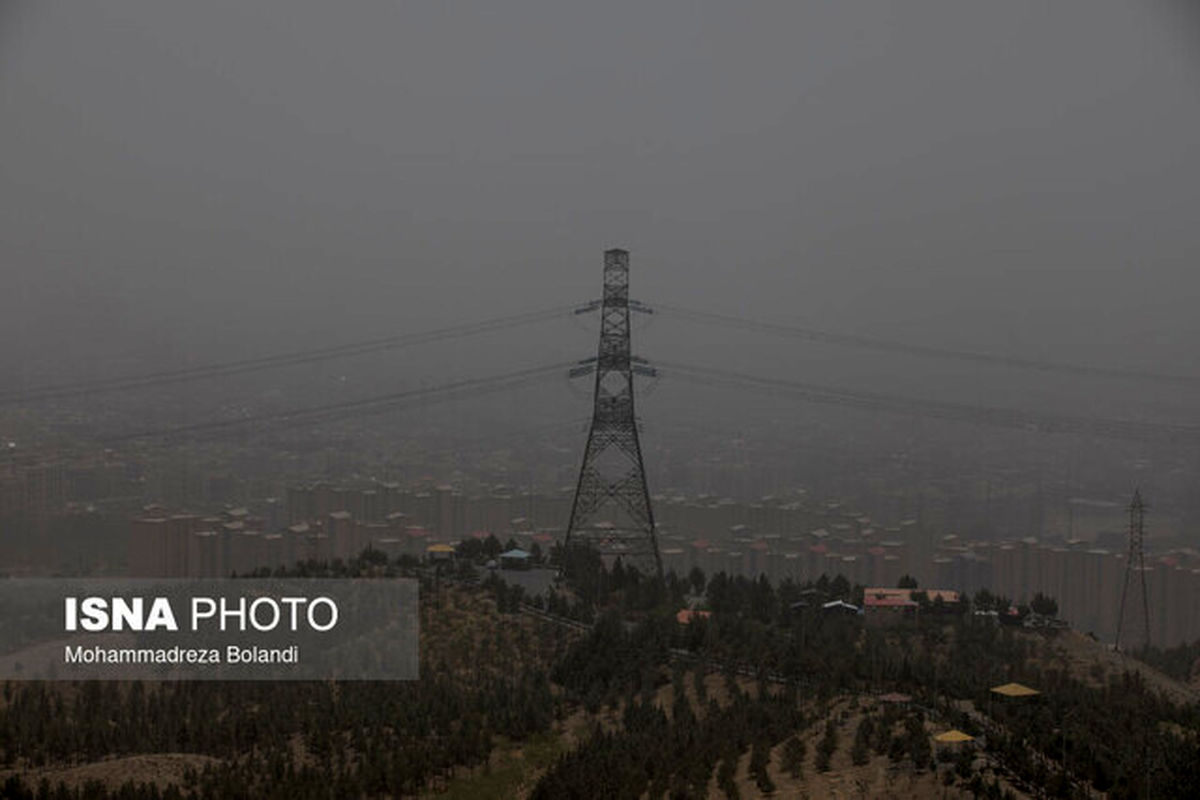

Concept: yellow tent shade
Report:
left=990, top=682, right=1040, bottom=697
left=426, top=544, right=456, bottom=553
left=934, top=729, right=975, bottom=743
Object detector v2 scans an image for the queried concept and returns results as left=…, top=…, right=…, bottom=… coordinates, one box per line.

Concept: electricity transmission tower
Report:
left=1115, top=489, right=1151, bottom=652
left=564, top=248, right=662, bottom=577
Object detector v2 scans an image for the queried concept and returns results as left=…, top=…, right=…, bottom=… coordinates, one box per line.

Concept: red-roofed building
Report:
left=865, top=587, right=960, bottom=604
left=676, top=608, right=712, bottom=625
left=864, top=594, right=918, bottom=609
left=864, top=586, right=961, bottom=623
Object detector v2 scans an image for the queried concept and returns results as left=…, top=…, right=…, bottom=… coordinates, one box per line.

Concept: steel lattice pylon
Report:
left=1115, top=489, right=1151, bottom=652
left=564, top=249, right=662, bottom=577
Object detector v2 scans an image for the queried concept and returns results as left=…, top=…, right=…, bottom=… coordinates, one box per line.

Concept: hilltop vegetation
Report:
left=1, top=547, right=1198, bottom=799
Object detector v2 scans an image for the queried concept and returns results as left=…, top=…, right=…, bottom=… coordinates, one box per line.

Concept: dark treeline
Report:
left=3, top=548, right=1200, bottom=798
left=533, top=666, right=803, bottom=800
left=530, top=554, right=1200, bottom=799
left=1135, top=639, right=1200, bottom=684
left=1, top=670, right=553, bottom=799
left=1, top=552, right=561, bottom=800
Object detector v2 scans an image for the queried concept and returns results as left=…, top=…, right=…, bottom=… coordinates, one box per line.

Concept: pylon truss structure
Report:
left=564, top=248, right=662, bottom=577
left=1115, top=489, right=1151, bottom=652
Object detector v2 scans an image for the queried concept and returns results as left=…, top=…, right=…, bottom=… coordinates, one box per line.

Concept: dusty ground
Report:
left=0, top=753, right=219, bottom=793
left=421, top=585, right=575, bottom=680
left=1042, top=629, right=1200, bottom=705
left=642, top=673, right=1032, bottom=799
left=707, top=696, right=1034, bottom=800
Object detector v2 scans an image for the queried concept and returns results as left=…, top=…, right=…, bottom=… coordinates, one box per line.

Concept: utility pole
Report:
left=564, top=249, right=662, bottom=577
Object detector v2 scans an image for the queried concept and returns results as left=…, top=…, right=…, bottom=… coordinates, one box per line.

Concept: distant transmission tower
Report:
left=1115, top=489, right=1151, bottom=652
left=564, top=249, right=662, bottom=577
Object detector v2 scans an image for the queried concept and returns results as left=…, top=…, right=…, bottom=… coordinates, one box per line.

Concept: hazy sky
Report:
left=2, top=1, right=1199, bottom=389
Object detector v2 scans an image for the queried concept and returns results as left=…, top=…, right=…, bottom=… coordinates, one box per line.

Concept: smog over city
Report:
left=2, top=3, right=1199, bottom=798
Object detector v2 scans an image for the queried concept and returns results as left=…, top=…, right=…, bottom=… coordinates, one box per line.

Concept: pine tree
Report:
left=781, top=735, right=806, bottom=779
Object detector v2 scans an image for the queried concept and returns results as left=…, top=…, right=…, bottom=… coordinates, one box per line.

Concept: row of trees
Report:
left=537, top=562, right=1200, bottom=798
left=5, top=546, right=1199, bottom=799
left=2, top=551, right=563, bottom=799
left=0, top=672, right=555, bottom=796
left=533, top=667, right=805, bottom=799
left=1135, top=638, right=1200, bottom=683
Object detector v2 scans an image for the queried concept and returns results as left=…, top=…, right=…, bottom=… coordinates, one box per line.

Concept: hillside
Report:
left=3, top=556, right=1200, bottom=799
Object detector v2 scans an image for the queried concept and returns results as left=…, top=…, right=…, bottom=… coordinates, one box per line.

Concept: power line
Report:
left=97, top=362, right=571, bottom=444
left=0, top=305, right=573, bottom=405
left=1, top=381, right=581, bottom=470
left=657, top=360, right=1200, bottom=446
left=398, top=417, right=589, bottom=461
left=654, top=303, right=1200, bottom=386
left=2, top=363, right=570, bottom=462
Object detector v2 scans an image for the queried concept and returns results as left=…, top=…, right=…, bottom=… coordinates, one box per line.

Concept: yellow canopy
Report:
left=426, top=543, right=456, bottom=553
left=990, top=682, right=1040, bottom=698
left=934, top=729, right=975, bottom=743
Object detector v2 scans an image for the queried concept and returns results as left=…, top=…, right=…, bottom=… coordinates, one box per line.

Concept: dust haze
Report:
left=1, top=2, right=1198, bottom=542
